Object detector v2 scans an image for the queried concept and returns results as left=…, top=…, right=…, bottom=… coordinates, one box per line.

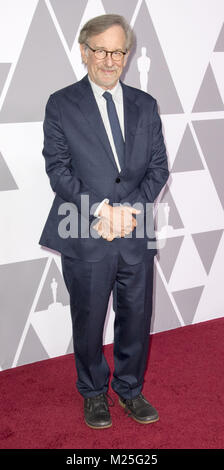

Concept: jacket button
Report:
left=115, top=177, right=121, bottom=183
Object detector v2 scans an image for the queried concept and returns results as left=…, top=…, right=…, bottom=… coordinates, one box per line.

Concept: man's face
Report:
left=80, top=25, right=129, bottom=90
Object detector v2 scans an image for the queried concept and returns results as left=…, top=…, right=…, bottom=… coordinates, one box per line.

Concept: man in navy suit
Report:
left=39, top=14, right=169, bottom=429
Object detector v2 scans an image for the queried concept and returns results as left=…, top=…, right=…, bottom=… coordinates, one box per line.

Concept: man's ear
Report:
left=80, top=44, right=87, bottom=64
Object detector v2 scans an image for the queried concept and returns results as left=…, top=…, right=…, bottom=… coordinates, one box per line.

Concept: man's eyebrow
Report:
left=93, top=45, right=124, bottom=51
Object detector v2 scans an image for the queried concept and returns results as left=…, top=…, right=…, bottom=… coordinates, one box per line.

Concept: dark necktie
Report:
left=103, top=91, right=125, bottom=170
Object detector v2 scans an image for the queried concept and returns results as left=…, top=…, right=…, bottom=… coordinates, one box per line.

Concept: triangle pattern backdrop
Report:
left=0, top=0, right=223, bottom=371
left=171, top=124, right=204, bottom=173
left=192, top=63, right=224, bottom=112
left=192, top=230, right=223, bottom=275
left=0, top=0, right=77, bottom=123
left=193, top=119, right=224, bottom=210
left=50, top=0, right=89, bottom=50
left=122, top=0, right=184, bottom=114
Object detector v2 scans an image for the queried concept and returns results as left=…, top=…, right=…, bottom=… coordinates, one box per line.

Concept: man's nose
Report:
left=104, top=52, right=114, bottom=66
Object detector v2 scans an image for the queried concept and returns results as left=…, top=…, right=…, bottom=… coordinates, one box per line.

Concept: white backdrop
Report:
left=0, top=0, right=224, bottom=371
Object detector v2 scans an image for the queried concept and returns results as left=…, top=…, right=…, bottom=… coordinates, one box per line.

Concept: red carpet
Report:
left=0, top=318, right=223, bottom=449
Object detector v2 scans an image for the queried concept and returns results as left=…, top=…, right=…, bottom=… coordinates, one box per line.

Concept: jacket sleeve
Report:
left=120, top=99, right=169, bottom=209
left=42, top=94, right=103, bottom=221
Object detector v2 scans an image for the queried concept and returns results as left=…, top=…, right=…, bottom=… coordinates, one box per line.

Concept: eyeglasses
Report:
left=85, top=43, right=127, bottom=61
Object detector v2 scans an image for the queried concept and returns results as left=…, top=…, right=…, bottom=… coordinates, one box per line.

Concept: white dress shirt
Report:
left=88, top=75, right=125, bottom=217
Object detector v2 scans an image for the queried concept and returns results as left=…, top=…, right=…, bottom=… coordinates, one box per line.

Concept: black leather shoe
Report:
left=84, top=393, right=114, bottom=429
left=119, top=393, right=159, bottom=424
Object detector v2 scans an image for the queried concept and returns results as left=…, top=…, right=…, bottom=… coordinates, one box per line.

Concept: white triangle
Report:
left=169, top=234, right=207, bottom=291
left=170, top=171, right=224, bottom=233
left=161, top=114, right=187, bottom=168
left=31, top=304, right=72, bottom=358
left=0, top=122, right=54, bottom=264
left=145, top=0, right=224, bottom=112
left=193, top=231, right=224, bottom=323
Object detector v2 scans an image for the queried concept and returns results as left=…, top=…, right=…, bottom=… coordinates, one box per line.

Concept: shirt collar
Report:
left=88, top=75, right=123, bottom=103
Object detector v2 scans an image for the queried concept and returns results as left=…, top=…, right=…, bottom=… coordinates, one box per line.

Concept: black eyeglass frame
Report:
left=84, top=43, right=127, bottom=60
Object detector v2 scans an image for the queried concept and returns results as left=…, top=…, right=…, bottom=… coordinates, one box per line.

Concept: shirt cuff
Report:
left=94, top=198, right=110, bottom=217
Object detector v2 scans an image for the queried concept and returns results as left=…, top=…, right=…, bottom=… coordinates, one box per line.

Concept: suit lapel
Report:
left=76, top=75, right=118, bottom=170
left=120, top=81, right=140, bottom=175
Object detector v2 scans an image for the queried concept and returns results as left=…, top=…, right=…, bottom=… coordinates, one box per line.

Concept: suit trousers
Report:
left=61, top=239, right=155, bottom=399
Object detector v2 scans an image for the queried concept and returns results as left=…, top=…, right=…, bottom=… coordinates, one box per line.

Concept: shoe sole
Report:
left=84, top=419, right=112, bottom=429
left=119, top=398, right=159, bottom=424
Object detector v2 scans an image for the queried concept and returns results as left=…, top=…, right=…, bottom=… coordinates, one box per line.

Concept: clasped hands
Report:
left=93, top=203, right=141, bottom=242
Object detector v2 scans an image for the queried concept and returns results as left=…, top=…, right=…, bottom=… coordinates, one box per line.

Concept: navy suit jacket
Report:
left=39, top=74, right=169, bottom=264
